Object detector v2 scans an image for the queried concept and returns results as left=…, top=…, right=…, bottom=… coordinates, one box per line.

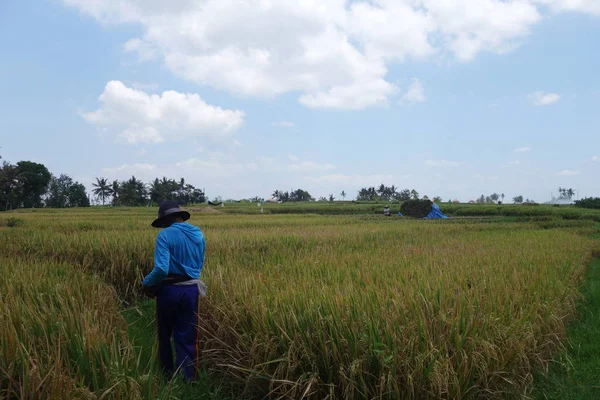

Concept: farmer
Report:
left=142, top=200, right=207, bottom=382
left=384, top=206, right=391, bottom=217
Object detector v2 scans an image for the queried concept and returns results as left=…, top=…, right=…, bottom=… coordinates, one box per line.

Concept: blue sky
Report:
left=1, top=0, right=599, bottom=202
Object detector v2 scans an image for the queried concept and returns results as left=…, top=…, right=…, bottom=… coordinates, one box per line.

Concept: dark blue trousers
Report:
left=156, top=284, right=200, bottom=381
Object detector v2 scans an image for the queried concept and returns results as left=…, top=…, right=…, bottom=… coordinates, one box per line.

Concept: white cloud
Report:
left=288, top=154, right=300, bottom=162
left=402, top=79, right=426, bottom=103
left=529, top=91, right=561, bottom=106
left=288, top=161, right=336, bottom=173
left=123, top=38, right=159, bottom=62
left=420, top=0, right=541, bottom=62
left=61, top=0, right=594, bottom=110
left=82, top=81, right=245, bottom=145
left=533, top=0, right=600, bottom=15
left=299, top=78, right=397, bottom=110
left=556, top=170, right=579, bottom=176
left=508, top=160, right=521, bottom=165
left=271, top=121, right=295, bottom=128
left=514, top=146, right=531, bottom=153
left=425, top=160, right=462, bottom=167
left=592, top=156, right=599, bottom=161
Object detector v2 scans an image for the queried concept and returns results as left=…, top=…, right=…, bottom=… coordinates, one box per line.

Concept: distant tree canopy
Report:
left=356, top=185, right=424, bottom=202
left=574, top=197, right=600, bottom=209
left=1, top=159, right=52, bottom=210
left=45, top=174, right=90, bottom=208
left=557, top=187, right=575, bottom=200
left=475, top=193, right=502, bottom=204
left=109, top=176, right=205, bottom=206
left=272, top=189, right=314, bottom=202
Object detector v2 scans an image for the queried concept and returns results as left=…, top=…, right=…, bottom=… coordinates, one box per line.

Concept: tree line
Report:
left=92, top=176, right=206, bottom=207
left=356, top=184, right=426, bottom=202
left=0, top=154, right=206, bottom=210
left=0, top=157, right=89, bottom=211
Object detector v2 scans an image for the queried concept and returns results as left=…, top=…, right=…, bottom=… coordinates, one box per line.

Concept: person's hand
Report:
left=142, top=285, right=158, bottom=299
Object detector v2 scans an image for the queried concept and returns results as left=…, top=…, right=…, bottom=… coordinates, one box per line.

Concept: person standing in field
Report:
left=142, top=200, right=207, bottom=382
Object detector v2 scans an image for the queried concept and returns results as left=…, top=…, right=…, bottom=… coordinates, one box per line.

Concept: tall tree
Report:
left=92, top=177, right=111, bottom=206
left=68, top=182, right=90, bottom=207
left=397, top=189, right=411, bottom=202
left=46, top=174, right=74, bottom=208
left=0, top=161, right=21, bottom=210
left=118, top=176, right=147, bottom=206
left=16, top=161, right=52, bottom=208
left=513, top=195, right=524, bottom=204
left=340, top=190, right=346, bottom=200
left=410, top=189, right=419, bottom=200
left=110, top=180, right=120, bottom=205
left=179, top=177, right=185, bottom=197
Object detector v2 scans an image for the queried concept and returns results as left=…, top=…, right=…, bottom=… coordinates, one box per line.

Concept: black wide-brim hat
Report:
left=152, top=200, right=191, bottom=228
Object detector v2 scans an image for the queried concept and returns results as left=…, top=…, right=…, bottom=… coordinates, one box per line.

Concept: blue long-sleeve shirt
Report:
left=142, top=222, right=206, bottom=287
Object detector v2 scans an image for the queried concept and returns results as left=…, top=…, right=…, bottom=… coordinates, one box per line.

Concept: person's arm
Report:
left=142, top=233, right=170, bottom=287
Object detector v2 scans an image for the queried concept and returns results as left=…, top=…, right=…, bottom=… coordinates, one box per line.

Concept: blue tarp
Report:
left=397, top=212, right=403, bottom=217
left=424, top=203, right=447, bottom=219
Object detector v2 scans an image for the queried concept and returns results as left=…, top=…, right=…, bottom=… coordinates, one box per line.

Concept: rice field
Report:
left=1, top=207, right=598, bottom=399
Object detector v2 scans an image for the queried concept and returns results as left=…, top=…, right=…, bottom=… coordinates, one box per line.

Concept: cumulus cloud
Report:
left=61, top=0, right=594, bottom=110
left=529, top=91, right=561, bottom=106
left=425, top=160, right=462, bottom=167
left=82, top=81, right=245, bottom=145
left=593, top=156, right=599, bottom=161
left=556, top=170, right=579, bottom=176
left=402, top=79, right=426, bottom=103
left=514, top=146, right=531, bottom=153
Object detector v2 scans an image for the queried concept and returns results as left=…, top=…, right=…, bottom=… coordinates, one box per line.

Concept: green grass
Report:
left=532, top=258, right=600, bottom=399
left=123, top=299, right=231, bottom=400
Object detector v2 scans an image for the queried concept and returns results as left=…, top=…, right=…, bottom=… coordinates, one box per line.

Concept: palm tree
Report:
left=109, top=180, right=120, bottom=205
left=92, top=177, right=111, bottom=206
left=179, top=177, right=185, bottom=198
left=501, top=193, right=505, bottom=203
left=272, top=190, right=280, bottom=201
left=340, top=190, right=346, bottom=200
left=120, top=176, right=147, bottom=206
